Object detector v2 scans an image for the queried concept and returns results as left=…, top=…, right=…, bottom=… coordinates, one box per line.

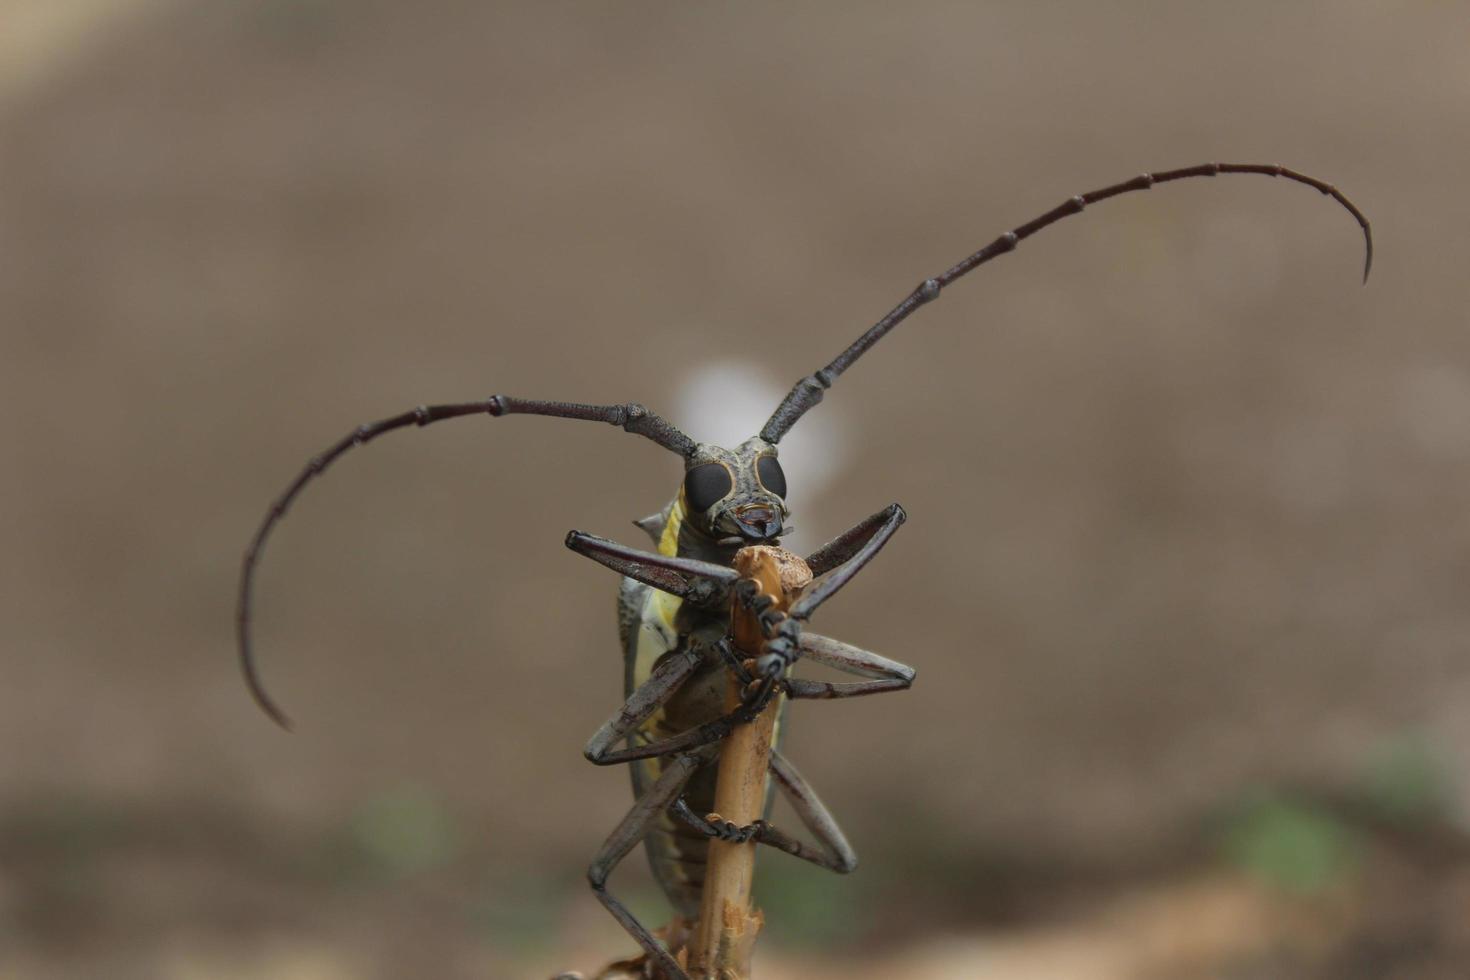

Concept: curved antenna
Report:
left=237, top=395, right=695, bottom=729
left=760, top=162, right=1373, bottom=444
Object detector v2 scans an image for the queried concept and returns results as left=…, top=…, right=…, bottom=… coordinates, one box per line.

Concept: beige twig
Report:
left=686, top=546, right=812, bottom=980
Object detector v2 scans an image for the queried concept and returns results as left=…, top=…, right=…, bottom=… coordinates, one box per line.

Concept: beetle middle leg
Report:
left=784, top=632, right=916, bottom=700
left=582, top=643, right=703, bottom=766
left=586, top=670, right=778, bottom=766
left=582, top=631, right=777, bottom=768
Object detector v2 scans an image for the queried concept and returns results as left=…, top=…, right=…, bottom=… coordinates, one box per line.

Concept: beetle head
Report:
left=681, top=437, right=789, bottom=545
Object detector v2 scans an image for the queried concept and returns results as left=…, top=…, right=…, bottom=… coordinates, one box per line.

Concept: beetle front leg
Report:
left=802, top=502, right=907, bottom=577
left=566, top=531, right=737, bottom=607
left=791, top=503, right=906, bottom=621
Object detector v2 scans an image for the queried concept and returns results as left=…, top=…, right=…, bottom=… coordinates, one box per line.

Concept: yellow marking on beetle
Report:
left=628, top=495, right=687, bottom=697
left=628, top=579, right=685, bottom=812
left=658, top=493, right=686, bottom=558
left=631, top=586, right=681, bottom=686
left=630, top=496, right=691, bottom=806
left=630, top=498, right=686, bottom=695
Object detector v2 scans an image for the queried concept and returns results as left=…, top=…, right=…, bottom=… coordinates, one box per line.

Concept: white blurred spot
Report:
left=0, top=0, right=171, bottom=112
left=1399, top=362, right=1470, bottom=459
left=673, top=360, right=852, bottom=549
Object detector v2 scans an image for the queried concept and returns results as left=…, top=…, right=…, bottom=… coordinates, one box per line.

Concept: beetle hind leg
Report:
left=586, top=753, right=705, bottom=980
left=671, top=748, right=857, bottom=874
left=763, top=749, right=859, bottom=873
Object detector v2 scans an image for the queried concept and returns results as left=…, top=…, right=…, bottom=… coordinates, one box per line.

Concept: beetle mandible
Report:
left=237, top=162, right=1371, bottom=978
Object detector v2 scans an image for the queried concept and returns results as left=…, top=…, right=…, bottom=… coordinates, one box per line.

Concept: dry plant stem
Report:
left=687, top=546, right=813, bottom=980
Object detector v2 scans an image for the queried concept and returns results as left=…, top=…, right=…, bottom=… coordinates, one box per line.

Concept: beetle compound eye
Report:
left=685, top=462, right=734, bottom=512
left=756, top=456, right=787, bottom=498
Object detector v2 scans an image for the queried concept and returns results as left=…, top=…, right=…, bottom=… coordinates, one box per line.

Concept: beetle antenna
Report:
left=760, top=162, right=1373, bottom=444
left=237, top=396, right=695, bottom=728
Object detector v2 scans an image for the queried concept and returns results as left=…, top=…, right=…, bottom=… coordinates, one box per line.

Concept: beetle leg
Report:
left=586, top=677, right=776, bottom=767
left=582, top=645, right=702, bottom=766
left=760, top=749, right=859, bottom=873
left=587, top=753, right=705, bottom=980
left=584, top=632, right=776, bottom=768
left=790, top=504, right=906, bottom=621
left=784, top=631, right=916, bottom=699
left=716, top=636, right=756, bottom=686
left=566, top=531, right=737, bottom=608
left=669, top=749, right=857, bottom=874
left=733, top=577, right=806, bottom=681
left=784, top=677, right=909, bottom=699
left=802, top=502, right=906, bottom=577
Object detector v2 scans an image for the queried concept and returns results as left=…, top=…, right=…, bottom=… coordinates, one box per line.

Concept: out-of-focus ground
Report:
left=1, top=2, right=1467, bottom=977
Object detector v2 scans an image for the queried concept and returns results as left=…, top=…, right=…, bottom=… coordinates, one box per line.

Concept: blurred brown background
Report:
left=1, top=2, right=1467, bottom=977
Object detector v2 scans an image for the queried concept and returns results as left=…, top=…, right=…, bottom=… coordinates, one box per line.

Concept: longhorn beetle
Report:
left=237, top=163, right=1371, bottom=978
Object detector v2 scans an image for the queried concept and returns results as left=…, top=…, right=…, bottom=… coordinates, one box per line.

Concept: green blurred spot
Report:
left=348, top=785, right=459, bottom=880
left=1359, top=733, right=1449, bottom=824
left=1, top=795, right=128, bottom=860
left=755, top=859, right=861, bottom=948
left=473, top=873, right=566, bottom=952
left=1221, top=792, right=1358, bottom=895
